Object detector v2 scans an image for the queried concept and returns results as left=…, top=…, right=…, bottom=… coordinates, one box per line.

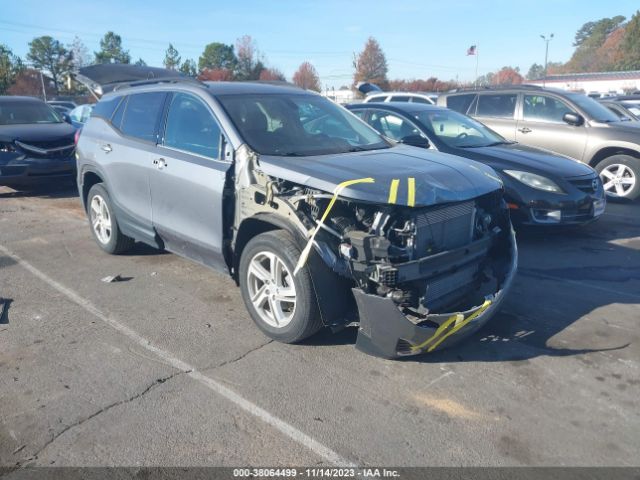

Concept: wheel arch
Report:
left=589, top=146, right=640, bottom=167
left=81, top=168, right=105, bottom=212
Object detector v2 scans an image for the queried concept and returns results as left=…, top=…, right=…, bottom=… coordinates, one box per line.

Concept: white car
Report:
left=364, top=92, right=438, bottom=105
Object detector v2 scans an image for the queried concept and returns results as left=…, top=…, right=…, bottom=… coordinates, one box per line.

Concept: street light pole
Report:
left=540, top=33, right=554, bottom=87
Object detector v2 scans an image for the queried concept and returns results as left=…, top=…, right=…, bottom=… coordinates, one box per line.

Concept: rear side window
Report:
left=389, top=96, right=410, bottom=102
left=163, top=93, right=221, bottom=158
left=91, top=96, right=122, bottom=120
left=411, top=97, right=431, bottom=104
left=367, top=95, right=387, bottom=103
left=476, top=94, right=517, bottom=118
left=120, top=92, right=166, bottom=142
left=446, top=94, right=476, bottom=113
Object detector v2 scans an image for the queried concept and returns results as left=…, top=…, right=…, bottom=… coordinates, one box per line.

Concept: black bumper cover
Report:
left=353, top=229, right=518, bottom=358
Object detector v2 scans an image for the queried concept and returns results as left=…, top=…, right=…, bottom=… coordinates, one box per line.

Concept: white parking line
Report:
left=0, top=243, right=355, bottom=467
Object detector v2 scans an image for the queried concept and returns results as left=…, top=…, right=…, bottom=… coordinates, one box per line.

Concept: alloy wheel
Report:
left=90, top=194, right=112, bottom=244
left=246, top=251, right=297, bottom=328
left=600, top=164, right=636, bottom=197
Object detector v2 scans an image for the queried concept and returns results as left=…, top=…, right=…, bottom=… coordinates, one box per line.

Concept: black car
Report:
left=0, top=96, right=77, bottom=189
left=347, top=102, right=606, bottom=226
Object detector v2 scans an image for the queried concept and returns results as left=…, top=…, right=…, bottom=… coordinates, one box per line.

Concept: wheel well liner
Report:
left=81, top=170, right=104, bottom=211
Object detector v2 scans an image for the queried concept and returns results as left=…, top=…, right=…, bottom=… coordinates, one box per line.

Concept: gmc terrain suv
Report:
left=438, top=85, right=640, bottom=201
left=76, top=65, right=517, bottom=358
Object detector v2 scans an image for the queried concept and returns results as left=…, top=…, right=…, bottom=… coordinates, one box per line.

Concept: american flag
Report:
left=466, top=45, right=477, bottom=56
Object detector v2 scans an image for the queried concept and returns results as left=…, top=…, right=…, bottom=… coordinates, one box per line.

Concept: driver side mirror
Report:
left=399, top=134, right=430, bottom=148
left=563, top=112, right=584, bottom=126
left=62, top=113, right=72, bottom=124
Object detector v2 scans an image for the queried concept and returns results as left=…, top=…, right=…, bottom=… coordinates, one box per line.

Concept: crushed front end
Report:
left=298, top=187, right=517, bottom=358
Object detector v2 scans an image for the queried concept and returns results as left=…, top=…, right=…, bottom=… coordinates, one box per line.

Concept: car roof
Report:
left=367, top=91, right=436, bottom=97
left=443, top=85, right=569, bottom=95
left=204, top=81, right=307, bottom=95
left=0, top=95, right=47, bottom=104
left=349, top=102, right=446, bottom=114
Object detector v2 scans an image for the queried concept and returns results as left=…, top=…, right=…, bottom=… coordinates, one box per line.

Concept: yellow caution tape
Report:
left=294, top=177, right=375, bottom=276
left=388, top=179, right=400, bottom=204
left=411, top=299, right=493, bottom=353
left=407, top=177, right=416, bottom=207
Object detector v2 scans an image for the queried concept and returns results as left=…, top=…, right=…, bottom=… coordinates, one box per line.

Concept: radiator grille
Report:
left=414, top=201, right=475, bottom=254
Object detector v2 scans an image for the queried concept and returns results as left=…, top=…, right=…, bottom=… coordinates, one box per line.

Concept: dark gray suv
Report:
left=76, top=66, right=517, bottom=358
left=438, top=86, right=640, bottom=201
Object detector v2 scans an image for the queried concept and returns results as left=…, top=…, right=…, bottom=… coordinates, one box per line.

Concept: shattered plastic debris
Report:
left=101, top=275, right=125, bottom=283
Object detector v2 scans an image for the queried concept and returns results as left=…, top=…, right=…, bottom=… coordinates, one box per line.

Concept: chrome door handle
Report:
left=518, top=127, right=532, bottom=134
left=100, top=144, right=112, bottom=153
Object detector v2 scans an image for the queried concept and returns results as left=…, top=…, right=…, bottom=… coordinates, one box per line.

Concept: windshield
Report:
left=0, top=101, right=62, bottom=125
left=217, top=93, right=388, bottom=156
left=414, top=109, right=507, bottom=148
left=566, top=94, right=621, bottom=123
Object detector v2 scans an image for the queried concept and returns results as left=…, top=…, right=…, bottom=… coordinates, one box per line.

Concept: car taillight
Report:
left=74, top=129, right=81, bottom=146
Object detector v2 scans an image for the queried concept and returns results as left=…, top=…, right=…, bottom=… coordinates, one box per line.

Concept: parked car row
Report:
left=2, top=66, right=637, bottom=359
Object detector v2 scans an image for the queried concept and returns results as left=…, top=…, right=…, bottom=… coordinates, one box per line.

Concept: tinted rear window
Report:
left=476, top=94, right=517, bottom=118
left=446, top=94, right=476, bottom=113
left=91, top=96, right=122, bottom=120
left=120, top=92, right=166, bottom=142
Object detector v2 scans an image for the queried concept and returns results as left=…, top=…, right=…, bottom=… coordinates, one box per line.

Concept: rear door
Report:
left=150, top=91, right=231, bottom=270
left=472, top=93, right=518, bottom=140
left=98, top=92, right=166, bottom=242
left=516, top=93, right=588, bottom=160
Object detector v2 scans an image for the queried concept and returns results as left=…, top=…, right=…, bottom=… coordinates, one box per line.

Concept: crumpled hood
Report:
left=258, top=145, right=502, bottom=207
left=458, top=143, right=595, bottom=178
left=0, top=123, right=76, bottom=143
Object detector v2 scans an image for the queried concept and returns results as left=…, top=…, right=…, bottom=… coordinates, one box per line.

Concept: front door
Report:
left=516, top=94, right=588, bottom=161
left=150, top=92, right=231, bottom=270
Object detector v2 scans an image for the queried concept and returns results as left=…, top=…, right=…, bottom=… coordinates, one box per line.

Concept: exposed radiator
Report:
left=414, top=201, right=475, bottom=254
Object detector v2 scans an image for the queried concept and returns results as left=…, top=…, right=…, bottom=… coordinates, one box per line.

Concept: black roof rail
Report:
left=446, top=84, right=545, bottom=93
left=111, top=76, right=203, bottom=92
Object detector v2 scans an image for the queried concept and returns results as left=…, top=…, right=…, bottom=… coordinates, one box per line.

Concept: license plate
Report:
left=593, top=198, right=606, bottom=217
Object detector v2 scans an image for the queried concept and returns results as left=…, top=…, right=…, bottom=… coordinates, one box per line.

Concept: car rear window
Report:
left=389, top=96, right=410, bottom=102
left=476, top=94, right=517, bottom=118
left=446, top=94, right=476, bottom=114
left=91, top=96, right=122, bottom=120
left=120, top=92, right=166, bottom=142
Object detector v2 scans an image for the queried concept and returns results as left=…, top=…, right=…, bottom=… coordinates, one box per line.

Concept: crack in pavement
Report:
left=20, top=369, right=189, bottom=466
left=204, top=340, right=274, bottom=372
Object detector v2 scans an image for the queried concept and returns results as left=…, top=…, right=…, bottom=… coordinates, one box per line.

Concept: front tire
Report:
left=239, top=230, right=322, bottom=343
left=86, top=183, right=134, bottom=254
left=595, top=155, right=640, bottom=201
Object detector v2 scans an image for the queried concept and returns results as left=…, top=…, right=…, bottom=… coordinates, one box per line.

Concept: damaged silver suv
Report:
left=76, top=65, right=517, bottom=358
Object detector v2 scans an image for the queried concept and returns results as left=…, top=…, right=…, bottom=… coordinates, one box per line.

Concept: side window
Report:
left=350, top=109, right=367, bottom=120
left=163, top=92, right=221, bottom=159
left=446, top=94, right=476, bottom=114
left=523, top=95, right=574, bottom=123
left=411, top=97, right=430, bottom=104
left=369, top=110, right=420, bottom=141
left=91, top=95, right=122, bottom=120
left=111, top=96, right=127, bottom=129
left=368, top=95, right=387, bottom=103
left=389, top=96, right=410, bottom=102
left=476, top=94, right=517, bottom=118
left=120, top=92, right=166, bottom=142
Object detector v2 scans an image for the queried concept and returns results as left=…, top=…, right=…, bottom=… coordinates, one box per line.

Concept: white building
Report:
left=528, top=70, right=640, bottom=95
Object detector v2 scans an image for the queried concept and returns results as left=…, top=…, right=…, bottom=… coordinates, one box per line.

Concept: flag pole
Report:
left=475, top=43, right=479, bottom=87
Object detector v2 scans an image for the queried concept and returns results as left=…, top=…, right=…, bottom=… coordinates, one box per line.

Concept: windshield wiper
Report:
left=459, top=141, right=512, bottom=148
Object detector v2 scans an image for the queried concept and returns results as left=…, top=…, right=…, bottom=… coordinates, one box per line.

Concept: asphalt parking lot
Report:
left=0, top=185, right=639, bottom=468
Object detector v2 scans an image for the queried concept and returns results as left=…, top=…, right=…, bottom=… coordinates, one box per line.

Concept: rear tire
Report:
left=86, top=183, right=134, bottom=254
left=239, top=230, right=322, bottom=343
left=595, top=155, right=640, bottom=201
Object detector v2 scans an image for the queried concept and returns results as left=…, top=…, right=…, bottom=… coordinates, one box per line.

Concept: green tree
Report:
left=526, top=63, right=545, bottom=80
left=618, top=11, right=640, bottom=70
left=353, top=37, right=388, bottom=89
left=163, top=43, right=181, bottom=70
left=179, top=59, right=197, bottom=77
left=566, top=16, right=626, bottom=71
left=0, top=44, right=23, bottom=94
left=234, top=35, right=264, bottom=80
left=26, top=36, right=72, bottom=94
left=198, top=42, right=236, bottom=72
left=95, top=32, right=131, bottom=64
left=134, top=58, right=147, bottom=66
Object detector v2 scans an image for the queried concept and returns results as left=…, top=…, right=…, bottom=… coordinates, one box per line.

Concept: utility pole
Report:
left=540, top=33, right=554, bottom=87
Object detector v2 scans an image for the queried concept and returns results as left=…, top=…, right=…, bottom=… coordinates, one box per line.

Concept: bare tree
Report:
left=353, top=37, right=388, bottom=89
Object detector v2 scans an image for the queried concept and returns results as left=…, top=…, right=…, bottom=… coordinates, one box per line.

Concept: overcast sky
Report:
left=2, top=0, right=638, bottom=88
